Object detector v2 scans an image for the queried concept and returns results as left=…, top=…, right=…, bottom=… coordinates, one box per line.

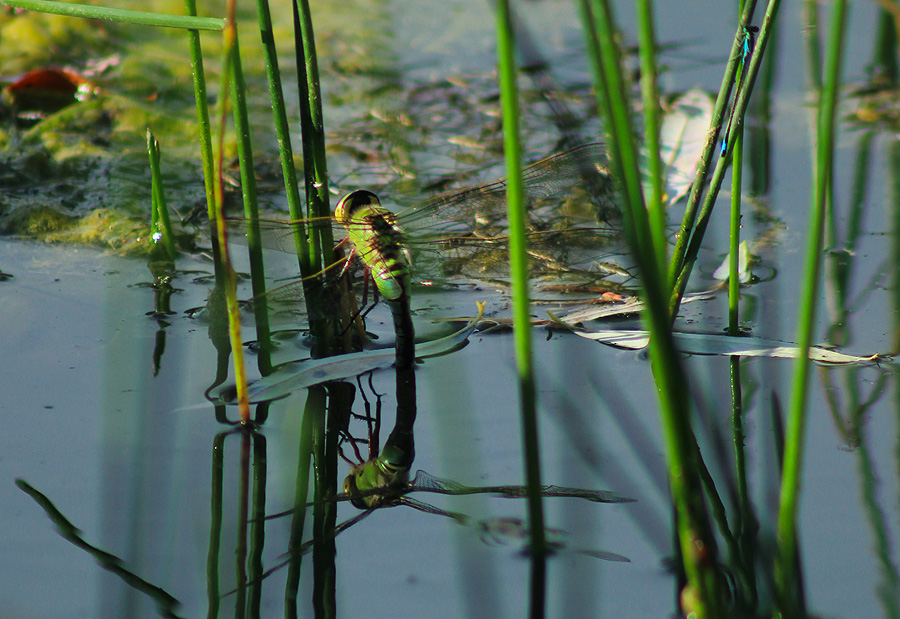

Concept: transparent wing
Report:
left=390, top=142, right=616, bottom=234
left=410, top=470, right=635, bottom=503
left=225, top=215, right=340, bottom=255
left=225, top=143, right=624, bottom=284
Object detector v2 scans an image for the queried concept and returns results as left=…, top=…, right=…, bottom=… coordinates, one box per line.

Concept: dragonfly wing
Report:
left=223, top=145, right=623, bottom=285
left=392, top=143, right=615, bottom=233
left=225, top=216, right=346, bottom=255
left=402, top=224, right=626, bottom=282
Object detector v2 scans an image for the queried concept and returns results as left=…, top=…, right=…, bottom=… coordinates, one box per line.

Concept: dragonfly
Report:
left=720, top=25, right=759, bottom=157
left=227, top=142, right=625, bottom=309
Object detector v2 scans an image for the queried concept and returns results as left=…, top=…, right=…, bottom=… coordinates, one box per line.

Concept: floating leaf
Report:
left=556, top=291, right=714, bottom=324
left=567, top=328, right=884, bottom=365
left=213, top=302, right=486, bottom=404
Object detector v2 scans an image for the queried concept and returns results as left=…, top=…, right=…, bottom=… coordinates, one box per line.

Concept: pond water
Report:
left=2, top=0, right=900, bottom=617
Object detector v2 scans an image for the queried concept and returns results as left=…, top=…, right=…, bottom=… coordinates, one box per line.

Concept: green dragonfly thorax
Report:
left=343, top=455, right=411, bottom=509
left=335, top=189, right=413, bottom=302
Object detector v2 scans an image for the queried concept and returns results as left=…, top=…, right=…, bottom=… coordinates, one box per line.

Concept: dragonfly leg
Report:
left=353, top=373, right=374, bottom=423
left=339, top=293, right=369, bottom=343
left=352, top=372, right=383, bottom=461
left=337, top=433, right=364, bottom=466
left=367, top=370, right=385, bottom=397
left=342, top=267, right=381, bottom=326
left=370, top=374, right=382, bottom=460
left=336, top=243, right=357, bottom=279
left=358, top=270, right=383, bottom=320
left=336, top=248, right=369, bottom=347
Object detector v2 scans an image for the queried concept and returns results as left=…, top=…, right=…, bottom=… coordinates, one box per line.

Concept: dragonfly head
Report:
left=335, top=189, right=382, bottom=224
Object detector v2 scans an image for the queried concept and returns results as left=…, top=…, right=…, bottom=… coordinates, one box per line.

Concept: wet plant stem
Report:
left=667, top=0, right=758, bottom=307
left=182, top=0, right=221, bottom=283
left=775, top=0, right=848, bottom=612
left=669, top=0, right=782, bottom=320
left=207, top=433, right=226, bottom=616
left=725, top=7, right=755, bottom=584
left=0, top=0, right=223, bottom=30
left=496, top=2, right=547, bottom=612
left=293, top=0, right=341, bottom=353
left=636, top=0, right=666, bottom=275
left=726, top=12, right=748, bottom=580
left=235, top=430, right=251, bottom=615
left=229, top=36, right=273, bottom=376
left=579, top=0, right=725, bottom=614
left=254, top=0, right=311, bottom=276
left=727, top=5, right=747, bottom=336
left=146, top=129, right=178, bottom=261
left=292, top=0, right=333, bottom=253
left=214, top=1, right=250, bottom=423
left=285, top=392, right=317, bottom=612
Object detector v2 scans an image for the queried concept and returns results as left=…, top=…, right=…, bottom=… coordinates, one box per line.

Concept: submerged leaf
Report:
left=658, top=90, right=714, bottom=207
left=569, top=328, right=884, bottom=365
left=712, top=240, right=753, bottom=283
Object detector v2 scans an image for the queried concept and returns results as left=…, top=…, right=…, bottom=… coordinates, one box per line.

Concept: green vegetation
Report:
left=2, top=0, right=895, bottom=615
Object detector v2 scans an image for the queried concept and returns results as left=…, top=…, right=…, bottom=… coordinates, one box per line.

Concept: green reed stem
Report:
left=747, top=14, right=775, bottom=199
left=724, top=13, right=756, bottom=576
left=285, top=391, right=317, bottom=613
left=312, top=387, right=338, bottom=616
left=234, top=430, right=251, bottom=616
left=728, top=129, right=744, bottom=333
left=248, top=434, right=266, bottom=615
left=497, top=0, right=547, bottom=602
left=667, top=0, right=758, bottom=301
left=229, top=35, right=272, bottom=376
left=580, top=0, right=724, bottom=614
left=636, top=0, right=666, bottom=275
left=214, top=1, right=250, bottom=423
left=182, top=0, right=220, bottom=280
left=0, top=0, right=222, bottom=30
left=775, top=0, right=848, bottom=611
left=293, top=0, right=334, bottom=259
left=254, top=0, right=311, bottom=276
left=669, top=0, right=782, bottom=319
left=292, top=0, right=342, bottom=353
left=873, top=9, right=899, bottom=82
left=727, top=0, right=750, bottom=335
left=730, top=356, right=757, bottom=608
left=207, top=432, right=226, bottom=617
left=146, top=129, right=178, bottom=261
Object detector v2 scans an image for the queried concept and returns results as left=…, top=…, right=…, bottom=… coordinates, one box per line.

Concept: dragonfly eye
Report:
left=335, top=189, right=382, bottom=222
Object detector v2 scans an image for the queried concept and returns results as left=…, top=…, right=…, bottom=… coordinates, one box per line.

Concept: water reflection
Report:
left=12, top=239, right=900, bottom=617
left=341, top=367, right=417, bottom=509
left=205, top=357, right=638, bottom=614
